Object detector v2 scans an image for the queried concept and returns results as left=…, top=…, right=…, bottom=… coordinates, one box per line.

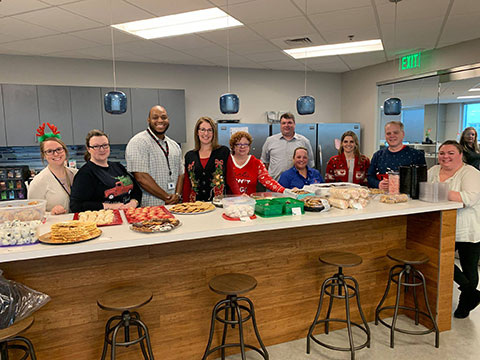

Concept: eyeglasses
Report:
left=44, top=147, right=65, bottom=156
left=235, top=143, right=250, bottom=148
left=88, top=144, right=110, bottom=150
left=198, top=128, right=213, bottom=133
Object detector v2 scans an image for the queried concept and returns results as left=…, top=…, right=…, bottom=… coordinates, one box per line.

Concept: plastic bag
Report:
left=0, top=270, right=50, bottom=329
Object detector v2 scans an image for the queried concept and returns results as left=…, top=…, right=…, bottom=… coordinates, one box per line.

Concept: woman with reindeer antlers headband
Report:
left=28, top=123, right=78, bottom=214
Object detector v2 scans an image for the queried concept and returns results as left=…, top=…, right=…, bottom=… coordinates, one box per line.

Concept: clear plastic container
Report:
left=222, top=196, right=256, bottom=218
left=419, top=182, right=449, bottom=202
left=0, top=199, right=46, bottom=223
left=250, top=192, right=288, bottom=200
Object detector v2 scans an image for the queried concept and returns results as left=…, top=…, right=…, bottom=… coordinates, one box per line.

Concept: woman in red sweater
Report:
left=325, top=131, right=370, bottom=185
left=230, top=131, right=285, bottom=194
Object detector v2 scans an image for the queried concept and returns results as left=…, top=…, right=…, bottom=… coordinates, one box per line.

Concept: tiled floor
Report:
left=216, top=275, right=480, bottom=360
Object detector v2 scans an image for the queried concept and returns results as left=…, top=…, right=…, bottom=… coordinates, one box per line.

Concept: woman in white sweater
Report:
left=428, top=140, right=480, bottom=318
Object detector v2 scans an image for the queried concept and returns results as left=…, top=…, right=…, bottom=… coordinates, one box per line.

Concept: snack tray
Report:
left=38, top=230, right=102, bottom=245
left=130, top=220, right=182, bottom=233
left=124, top=206, right=174, bottom=224
left=73, top=210, right=122, bottom=226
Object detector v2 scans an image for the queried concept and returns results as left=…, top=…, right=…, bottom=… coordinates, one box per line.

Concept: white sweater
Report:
left=428, top=164, right=480, bottom=243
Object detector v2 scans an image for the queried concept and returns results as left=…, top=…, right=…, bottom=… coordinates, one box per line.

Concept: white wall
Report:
left=342, top=38, right=480, bottom=157
left=0, top=54, right=341, bottom=151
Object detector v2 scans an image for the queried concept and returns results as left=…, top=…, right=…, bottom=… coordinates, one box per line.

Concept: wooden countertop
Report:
left=0, top=200, right=462, bottom=263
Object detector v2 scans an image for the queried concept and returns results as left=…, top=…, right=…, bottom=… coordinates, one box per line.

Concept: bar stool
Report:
left=97, top=286, right=154, bottom=360
left=0, top=316, right=36, bottom=359
left=375, top=248, right=439, bottom=348
left=202, top=273, right=269, bottom=360
left=307, top=251, right=370, bottom=360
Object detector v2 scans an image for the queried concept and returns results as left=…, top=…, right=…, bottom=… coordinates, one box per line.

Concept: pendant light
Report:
left=384, top=0, right=402, bottom=116
left=296, top=0, right=315, bottom=115
left=104, top=0, right=127, bottom=115
left=220, top=0, right=239, bottom=114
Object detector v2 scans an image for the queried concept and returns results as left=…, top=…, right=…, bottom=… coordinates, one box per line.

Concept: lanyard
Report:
left=50, top=168, right=71, bottom=196
left=147, top=128, right=172, bottom=177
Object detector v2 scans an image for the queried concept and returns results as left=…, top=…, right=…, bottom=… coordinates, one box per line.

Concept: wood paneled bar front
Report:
left=0, top=201, right=461, bottom=359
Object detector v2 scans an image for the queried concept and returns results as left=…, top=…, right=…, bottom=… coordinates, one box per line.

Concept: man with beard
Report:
left=126, top=105, right=184, bottom=206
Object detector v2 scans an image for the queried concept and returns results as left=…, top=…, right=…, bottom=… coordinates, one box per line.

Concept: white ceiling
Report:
left=0, top=0, right=479, bottom=73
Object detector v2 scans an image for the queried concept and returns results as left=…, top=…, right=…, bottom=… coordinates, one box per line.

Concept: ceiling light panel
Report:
left=283, top=39, right=384, bottom=59
left=457, top=95, right=480, bottom=99
left=112, top=8, right=243, bottom=39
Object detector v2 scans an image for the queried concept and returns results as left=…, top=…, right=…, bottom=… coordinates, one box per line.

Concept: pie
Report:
left=50, top=221, right=101, bottom=243
left=169, top=201, right=215, bottom=214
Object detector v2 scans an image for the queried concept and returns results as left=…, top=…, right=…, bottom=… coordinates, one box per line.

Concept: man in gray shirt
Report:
left=261, top=112, right=314, bottom=181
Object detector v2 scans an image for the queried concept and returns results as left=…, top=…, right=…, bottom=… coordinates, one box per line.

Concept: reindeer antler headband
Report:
left=36, top=123, right=61, bottom=142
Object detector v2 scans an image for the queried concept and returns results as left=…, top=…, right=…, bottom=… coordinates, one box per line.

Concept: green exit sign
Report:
left=400, top=52, right=421, bottom=70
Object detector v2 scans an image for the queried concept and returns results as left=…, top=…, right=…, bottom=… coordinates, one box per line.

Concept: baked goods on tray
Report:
left=380, top=194, right=409, bottom=204
left=302, top=196, right=330, bottom=212
left=130, top=218, right=181, bottom=233
left=124, top=206, right=174, bottom=223
left=50, top=221, right=101, bottom=243
left=169, top=201, right=215, bottom=214
left=76, top=209, right=116, bottom=225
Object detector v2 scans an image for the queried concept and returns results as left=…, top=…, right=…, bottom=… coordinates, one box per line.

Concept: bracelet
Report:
left=175, top=193, right=181, bottom=197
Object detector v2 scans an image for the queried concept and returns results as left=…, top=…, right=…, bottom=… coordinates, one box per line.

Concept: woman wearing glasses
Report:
left=183, top=117, right=240, bottom=202
left=229, top=131, right=285, bottom=195
left=70, top=129, right=142, bottom=212
left=28, top=131, right=78, bottom=214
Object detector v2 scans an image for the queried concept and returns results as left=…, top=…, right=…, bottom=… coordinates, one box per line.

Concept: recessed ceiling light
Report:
left=112, top=8, right=243, bottom=39
left=457, top=95, right=480, bottom=99
left=468, top=86, right=480, bottom=92
left=283, top=39, right=384, bottom=59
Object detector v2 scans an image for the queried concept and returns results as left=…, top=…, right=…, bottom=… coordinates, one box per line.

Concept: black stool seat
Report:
left=203, top=273, right=268, bottom=360
left=387, top=249, right=429, bottom=265
left=0, top=317, right=36, bottom=359
left=209, top=273, right=257, bottom=295
left=98, top=286, right=154, bottom=360
left=376, top=248, right=439, bottom=348
left=307, top=252, right=370, bottom=360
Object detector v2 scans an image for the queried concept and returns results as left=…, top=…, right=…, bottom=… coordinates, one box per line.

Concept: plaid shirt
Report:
left=126, top=130, right=184, bottom=206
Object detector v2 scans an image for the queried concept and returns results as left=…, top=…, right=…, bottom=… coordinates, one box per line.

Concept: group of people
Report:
left=27, top=106, right=480, bottom=320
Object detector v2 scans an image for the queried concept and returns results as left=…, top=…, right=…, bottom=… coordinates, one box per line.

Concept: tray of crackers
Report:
left=130, top=218, right=181, bottom=233
left=39, top=220, right=102, bottom=245
left=124, top=206, right=174, bottom=223
left=169, top=201, right=215, bottom=214
left=73, top=209, right=122, bottom=226
left=301, top=196, right=331, bottom=212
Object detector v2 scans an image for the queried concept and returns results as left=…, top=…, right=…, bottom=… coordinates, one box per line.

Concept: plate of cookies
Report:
left=130, top=218, right=181, bottom=233
left=39, top=220, right=102, bottom=245
left=73, top=209, right=122, bottom=226
left=169, top=201, right=216, bottom=215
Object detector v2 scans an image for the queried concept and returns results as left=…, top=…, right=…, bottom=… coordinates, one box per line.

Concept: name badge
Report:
left=167, top=182, right=175, bottom=190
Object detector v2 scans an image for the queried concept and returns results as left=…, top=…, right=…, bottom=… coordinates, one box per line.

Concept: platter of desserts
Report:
left=130, top=218, right=181, bottom=233
left=169, top=201, right=215, bottom=214
left=73, top=209, right=122, bottom=226
left=39, top=220, right=102, bottom=245
left=124, top=206, right=174, bottom=223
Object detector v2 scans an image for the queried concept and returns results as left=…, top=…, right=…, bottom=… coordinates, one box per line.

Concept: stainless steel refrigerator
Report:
left=217, top=123, right=270, bottom=159
left=271, top=123, right=361, bottom=177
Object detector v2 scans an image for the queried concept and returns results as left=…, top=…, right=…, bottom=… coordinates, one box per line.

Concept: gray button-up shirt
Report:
left=261, top=132, right=314, bottom=181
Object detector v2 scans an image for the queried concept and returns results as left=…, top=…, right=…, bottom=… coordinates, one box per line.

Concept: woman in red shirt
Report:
left=325, top=131, right=370, bottom=185
left=230, top=131, right=285, bottom=195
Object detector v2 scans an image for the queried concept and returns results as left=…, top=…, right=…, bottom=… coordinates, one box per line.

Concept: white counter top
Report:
left=0, top=200, right=462, bottom=263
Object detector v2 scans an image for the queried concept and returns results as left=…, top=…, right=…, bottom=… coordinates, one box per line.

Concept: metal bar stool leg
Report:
left=101, top=315, right=122, bottom=360
left=110, top=322, right=123, bottom=360
left=234, top=300, right=247, bottom=360
left=375, top=265, right=400, bottom=325
left=14, top=336, right=37, bottom=360
left=306, top=276, right=332, bottom=354
left=202, top=299, right=228, bottom=360
left=349, top=276, right=371, bottom=348
left=324, top=281, right=335, bottom=334
left=390, top=267, right=406, bottom=348
left=130, top=312, right=149, bottom=360
left=220, top=301, right=230, bottom=360
left=0, top=342, right=9, bottom=360
left=416, top=269, right=440, bottom=348
left=131, top=318, right=154, bottom=360
left=243, top=297, right=269, bottom=360
left=341, top=279, right=355, bottom=360
left=412, top=272, right=420, bottom=325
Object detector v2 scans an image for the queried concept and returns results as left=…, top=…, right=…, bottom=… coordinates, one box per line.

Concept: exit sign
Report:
left=400, top=52, right=421, bottom=70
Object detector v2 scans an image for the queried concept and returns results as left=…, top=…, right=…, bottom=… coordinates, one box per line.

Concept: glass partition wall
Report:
left=377, top=63, right=480, bottom=168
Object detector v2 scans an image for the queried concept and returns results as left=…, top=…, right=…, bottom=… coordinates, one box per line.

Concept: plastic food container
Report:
left=271, top=197, right=305, bottom=215
left=255, top=200, right=283, bottom=217
left=0, top=199, right=46, bottom=223
left=250, top=192, right=288, bottom=200
left=419, top=182, right=449, bottom=202
left=222, top=196, right=256, bottom=218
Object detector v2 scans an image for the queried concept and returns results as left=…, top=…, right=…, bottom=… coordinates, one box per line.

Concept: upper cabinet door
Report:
left=3, top=85, right=40, bottom=146
left=158, top=89, right=186, bottom=143
left=71, top=87, right=103, bottom=145
left=0, top=88, right=6, bottom=146
left=131, top=88, right=158, bottom=136
left=37, top=85, right=74, bottom=145
left=101, top=87, right=133, bottom=145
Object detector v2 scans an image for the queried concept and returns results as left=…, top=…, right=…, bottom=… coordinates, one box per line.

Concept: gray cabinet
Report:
left=2, top=85, right=39, bottom=146
left=37, top=85, right=74, bottom=145
left=102, top=88, right=133, bottom=144
left=71, top=87, right=103, bottom=145
left=131, top=88, right=158, bottom=136
left=0, top=88, right=6, bottom=146
left=158, top=89, right=186, bottom=143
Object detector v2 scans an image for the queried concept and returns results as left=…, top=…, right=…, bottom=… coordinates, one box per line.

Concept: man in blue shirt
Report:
left=367, top=121, right=426, bottom=189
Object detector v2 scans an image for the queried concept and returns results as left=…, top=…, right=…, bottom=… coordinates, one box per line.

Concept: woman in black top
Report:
left=182, top=117, right=240, bottom=202
left=70, top=129, right=142, bottom=212
left=460, top=127, right=480, bottom=170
